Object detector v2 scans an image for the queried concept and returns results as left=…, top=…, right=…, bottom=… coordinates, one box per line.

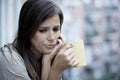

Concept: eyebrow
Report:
left=39, top=26, right=60, bottom=28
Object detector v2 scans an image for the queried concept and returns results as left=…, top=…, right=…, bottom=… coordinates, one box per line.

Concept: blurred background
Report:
left=0, top=0, right=120, bottom=80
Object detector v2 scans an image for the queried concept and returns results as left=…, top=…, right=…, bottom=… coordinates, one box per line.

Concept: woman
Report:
left=0, top=0, right=79, bottom=80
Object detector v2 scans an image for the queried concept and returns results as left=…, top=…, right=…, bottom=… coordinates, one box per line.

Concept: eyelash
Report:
left=39, top=27, right=60, bottom=33
left=39, top=29, right=47, bottom=33
left=53, top=27, right=60, bottom=32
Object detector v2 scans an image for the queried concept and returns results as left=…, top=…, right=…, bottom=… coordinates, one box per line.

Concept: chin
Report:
left=43, top=50, right=53, bottom=54
left=42, top=47, right=55, bottom=54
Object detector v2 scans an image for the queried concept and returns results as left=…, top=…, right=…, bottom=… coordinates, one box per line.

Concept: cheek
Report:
left=33, top=32, right=46, bottom=42
left=56, top=32, right=61, bottom=38
left=31, top=37, right=46, bottom=53
left=31, top=33, right=46, bottom=48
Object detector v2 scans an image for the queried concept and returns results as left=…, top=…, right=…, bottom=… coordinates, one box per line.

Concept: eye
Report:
left=53, top=27, right=60, bottom=32
left=39, top=28, right=47, bottom=33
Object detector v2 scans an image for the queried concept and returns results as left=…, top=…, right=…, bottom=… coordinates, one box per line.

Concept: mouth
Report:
left=46, top=44, right=57, bottom=49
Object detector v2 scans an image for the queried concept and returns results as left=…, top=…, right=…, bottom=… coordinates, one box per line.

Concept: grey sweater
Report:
left=0, top=44, right=31, bottom=80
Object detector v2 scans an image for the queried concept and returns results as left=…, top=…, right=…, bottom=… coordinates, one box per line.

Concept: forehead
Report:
left=40, top=14, right=60, bottom=27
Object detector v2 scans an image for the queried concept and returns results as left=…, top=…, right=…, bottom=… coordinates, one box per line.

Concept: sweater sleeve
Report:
left=0, top=44, right=31, bottom=80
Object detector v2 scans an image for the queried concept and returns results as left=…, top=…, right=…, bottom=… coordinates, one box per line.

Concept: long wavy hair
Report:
left=13, top=0, right=63, bottom=79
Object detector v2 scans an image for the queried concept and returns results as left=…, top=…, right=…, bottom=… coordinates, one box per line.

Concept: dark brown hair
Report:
left=13, top=0, right=63, bottom=79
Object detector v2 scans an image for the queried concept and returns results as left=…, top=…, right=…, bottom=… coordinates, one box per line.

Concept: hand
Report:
left=51, top=43, right=79, bottom=73
left=41, top=35, right=65, bottom=80
left=42, top=34, right=65, bottom=64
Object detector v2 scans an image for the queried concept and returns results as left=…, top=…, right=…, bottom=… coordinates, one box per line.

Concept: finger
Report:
left=68, top=53, right=76, bottom=64
left=58, top=39, right=64, bottom=46
left=60, top=44, right=73, bottom=52
left=58, top=34, right=65, bottom=43
left=60, top=34, right=66, bottom=43
left=64, top=47, right=74, bottom=56
left=50, top=44, right=61, bottom=56
left=72, top=59, right=79, bottom=67
left=51, top=40, right=67, bottom=57
left=70, top=56, right=79, bottom=67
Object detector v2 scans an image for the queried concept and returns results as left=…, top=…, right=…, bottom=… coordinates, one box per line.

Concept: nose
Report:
left=47, top=31, right=55, bottom=42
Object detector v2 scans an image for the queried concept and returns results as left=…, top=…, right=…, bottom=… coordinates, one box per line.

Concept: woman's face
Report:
left=31, top=14, right=61, bottom=55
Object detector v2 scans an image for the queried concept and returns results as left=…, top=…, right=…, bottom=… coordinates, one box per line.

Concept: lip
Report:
left=46, top=44, right=56, bottom=49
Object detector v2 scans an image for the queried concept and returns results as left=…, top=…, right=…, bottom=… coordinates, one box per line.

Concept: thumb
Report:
left=49, top=38, right=65, bottom=62
left=43, top=39, right=63, bottom=62
left=50, top=43, right=61, bottom=57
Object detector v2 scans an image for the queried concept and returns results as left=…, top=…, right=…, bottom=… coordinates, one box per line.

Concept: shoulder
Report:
left=0, top=44, right=24, bottom=64
left=0, top=44, right=13, bottom=64
left=0, top=44, right=31, bottom=80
